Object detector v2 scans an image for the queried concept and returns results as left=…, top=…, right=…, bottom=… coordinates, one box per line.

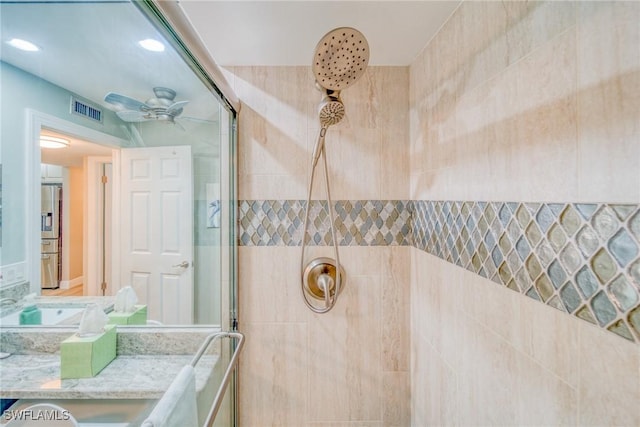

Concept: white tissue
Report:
left=21, top=293, right=37, bottom=307
left=77, top=303, right=108, bottom=337
left=114, top=286, right=138, bottom=313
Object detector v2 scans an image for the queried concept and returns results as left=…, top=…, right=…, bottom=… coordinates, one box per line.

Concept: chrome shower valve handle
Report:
left=318, top=274, right=333, bottom=308
left=302, top=257, right=345, bottom=311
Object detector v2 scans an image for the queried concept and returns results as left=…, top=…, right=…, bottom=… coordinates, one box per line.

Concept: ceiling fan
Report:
left=104, top=87, right=194, bottom=128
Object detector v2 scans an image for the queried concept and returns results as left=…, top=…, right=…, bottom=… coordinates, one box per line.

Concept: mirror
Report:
left=0, top=0, right=236, bottom=328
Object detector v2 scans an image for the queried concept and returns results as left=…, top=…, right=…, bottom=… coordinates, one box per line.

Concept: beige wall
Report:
left=68, top=166, right=84, bottom=280
left=226, top=66, right=410, bottom=426
left=410, top=1, right=640, bottom=425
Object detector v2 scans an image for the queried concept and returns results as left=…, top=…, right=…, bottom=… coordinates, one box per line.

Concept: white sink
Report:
left=0, top=308, right=84, bottom=326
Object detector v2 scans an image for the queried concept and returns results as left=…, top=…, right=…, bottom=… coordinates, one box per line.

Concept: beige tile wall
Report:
left=410, top=1, right=640, bottom=425
left=226, top=66, right=410, bottom=426
left=412, top=249, right=640, bottom=425
left=227, top=1, right=639, bottom=425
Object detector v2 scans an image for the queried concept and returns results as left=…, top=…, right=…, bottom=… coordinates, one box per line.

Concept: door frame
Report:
left=25, top=109, right=127, bottom=294
left=85, top=156, right=117, bottom=297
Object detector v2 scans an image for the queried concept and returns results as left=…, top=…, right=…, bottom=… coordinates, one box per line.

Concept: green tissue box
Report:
left=60, top=324, right=116, bottom=379
left=19, top=305, right=42, bottom=325
left=107, top=305, right=147, bottom=325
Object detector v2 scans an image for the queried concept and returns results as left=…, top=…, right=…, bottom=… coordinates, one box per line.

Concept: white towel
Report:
left=141, top=365, right=198, bottom=427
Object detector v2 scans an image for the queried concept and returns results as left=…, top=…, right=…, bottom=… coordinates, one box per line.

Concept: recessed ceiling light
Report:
left=7, top=38, right=40, bottom=52
left=138, top=39, right=165, bottom=52
left=40, top=136, right=70, bottom=149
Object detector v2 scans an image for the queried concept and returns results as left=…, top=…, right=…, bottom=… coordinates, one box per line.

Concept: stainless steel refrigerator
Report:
left=41, top=184, right=62, bottom=289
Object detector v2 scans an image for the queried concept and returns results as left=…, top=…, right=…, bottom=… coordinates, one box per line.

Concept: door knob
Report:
left=172, top=261, right=190, bottom=268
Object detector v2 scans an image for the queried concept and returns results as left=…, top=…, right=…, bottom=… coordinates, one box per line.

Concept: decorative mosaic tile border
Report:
left=238, top=200, right=411, bottom=246
left=237, top=199, right=640, bottom=343
left=412, top=201, right=640, bottom=343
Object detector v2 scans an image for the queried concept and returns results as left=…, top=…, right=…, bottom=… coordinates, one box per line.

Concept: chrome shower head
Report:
left=318, top=93, right=345, bottom=127
left=312, top=27, right=370, bottom=91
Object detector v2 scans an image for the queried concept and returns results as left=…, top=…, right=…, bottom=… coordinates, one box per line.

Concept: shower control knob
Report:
left=303, top=257, right=346, bottom=303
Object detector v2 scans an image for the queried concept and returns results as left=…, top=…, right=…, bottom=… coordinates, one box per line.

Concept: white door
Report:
left=118, top=146, right=193, bottom=324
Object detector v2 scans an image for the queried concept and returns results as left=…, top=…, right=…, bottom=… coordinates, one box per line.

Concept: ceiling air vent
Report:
left=70, top=96, right=103, bottom=123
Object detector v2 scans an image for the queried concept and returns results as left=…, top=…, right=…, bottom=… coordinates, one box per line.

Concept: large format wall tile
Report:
left=576, top=2, right=640, bottom=202
left=237, top=245, right=408, bottom=425
left=578, top=322, right=640, bottom=426
left=231, top=62, right=410, bottom=426
left=307, top=274, right=382, bottom=422
left=409, top=1, right=640, bottom=425
left=410, top=249, right=639, bottom=425
left=239, top=323, right=308, bottom=426
left=232, top=1, right=639, bottom=425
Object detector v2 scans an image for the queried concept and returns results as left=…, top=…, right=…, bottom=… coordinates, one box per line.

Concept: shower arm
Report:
left=300, top=129, right=342, bottom=313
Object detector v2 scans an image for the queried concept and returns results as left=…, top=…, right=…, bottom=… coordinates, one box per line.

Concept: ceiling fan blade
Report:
left=116, top=110, right=151, bottom=122
left=166, top=100, right=189, bottom=115
left=104, top=92, right=148, bottom=111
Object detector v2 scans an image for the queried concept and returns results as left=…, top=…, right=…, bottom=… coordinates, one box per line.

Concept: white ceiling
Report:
left=2, top=1, right=225, bottom=166
left=1, top=1, right=218, bottom=123
left=2, top=1, right=459, bottom=171
left=179, top=1, right=460, bottom=66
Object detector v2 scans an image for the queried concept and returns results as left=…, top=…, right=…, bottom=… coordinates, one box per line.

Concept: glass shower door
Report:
left=1, top=0, right=239, bottom=424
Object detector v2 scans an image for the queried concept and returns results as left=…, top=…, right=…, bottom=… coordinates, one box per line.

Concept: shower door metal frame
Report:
left=133, top=1, right=241, bottom=425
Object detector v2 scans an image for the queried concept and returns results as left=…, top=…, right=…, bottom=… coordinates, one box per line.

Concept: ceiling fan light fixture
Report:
left=7, top=38, right=40, bottom=52
left=40, top=136, right=70, bottom=149
left=138, top=38, right=165, bottom=52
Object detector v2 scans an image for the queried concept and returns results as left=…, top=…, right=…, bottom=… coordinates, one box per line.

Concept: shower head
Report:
left=312, top=27, right=370, bottom=91
left=318, top=93, right=345, bottom=127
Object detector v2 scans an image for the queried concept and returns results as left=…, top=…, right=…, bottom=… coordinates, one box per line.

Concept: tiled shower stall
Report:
left=228, top=1, right=639, bottom=425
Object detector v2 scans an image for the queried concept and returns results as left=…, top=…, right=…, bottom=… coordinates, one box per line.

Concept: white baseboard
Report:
left=60, top=276, right=83, bottom=290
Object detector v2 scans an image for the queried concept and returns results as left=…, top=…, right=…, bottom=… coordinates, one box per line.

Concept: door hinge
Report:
left=230, top=309, right=238, bottom=330
left=101, top=175, right=108, bottom=184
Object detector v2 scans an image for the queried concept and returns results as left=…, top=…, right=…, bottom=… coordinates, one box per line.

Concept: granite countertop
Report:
left=0, top=326, right=222, bottom=400
left=0, top=353, right=218, bottom=399
left=32, top=296, right=116, bottom=309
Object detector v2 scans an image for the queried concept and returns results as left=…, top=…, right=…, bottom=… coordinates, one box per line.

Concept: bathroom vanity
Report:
left=0, top=326, right=226, bottom=425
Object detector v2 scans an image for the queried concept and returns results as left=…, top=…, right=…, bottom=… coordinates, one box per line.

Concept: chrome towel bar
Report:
left=190, top=331, right=245, bottom=427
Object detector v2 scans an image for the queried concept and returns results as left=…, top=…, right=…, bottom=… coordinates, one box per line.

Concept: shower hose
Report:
left=300, top=126, right=343, bottom=313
